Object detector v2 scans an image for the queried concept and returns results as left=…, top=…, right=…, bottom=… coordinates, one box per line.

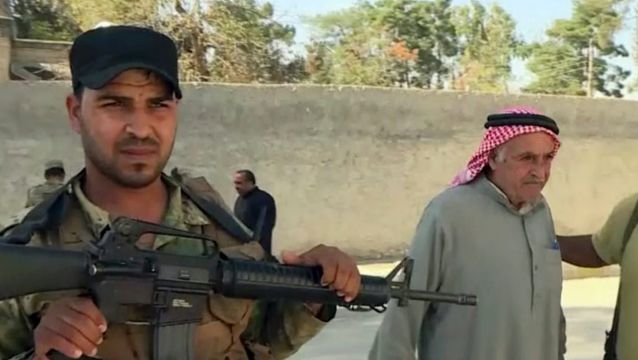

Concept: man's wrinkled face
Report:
left=233, top=173, right=253, bottom=196
left=488, top=132, right=556, bottom=208
left=66, top=69, right=178, bottom=188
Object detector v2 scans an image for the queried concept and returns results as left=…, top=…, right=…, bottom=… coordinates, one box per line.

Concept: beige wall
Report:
left=1, top=82, right=638, bottom=261
left=0, top=17, right=12, bottom=82
left=11, top=39, right=71, bottom=64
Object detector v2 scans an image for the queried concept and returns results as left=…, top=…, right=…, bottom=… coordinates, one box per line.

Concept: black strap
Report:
left=604, top=198, right=638, bottom=359
left=180, top=182, right=253, bottom=243
left=485, top=112, right=560, bottom=134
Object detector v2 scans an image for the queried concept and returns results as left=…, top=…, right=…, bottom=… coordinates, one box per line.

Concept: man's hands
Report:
left=34, top=297, right=107, bottom=360
left=282, top=244, right=361, bottom=303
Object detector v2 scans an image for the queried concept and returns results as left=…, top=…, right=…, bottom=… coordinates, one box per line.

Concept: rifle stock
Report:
left=0, top=244, right=89, bottom=299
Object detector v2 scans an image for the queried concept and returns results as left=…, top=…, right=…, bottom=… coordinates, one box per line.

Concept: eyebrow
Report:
left=96, top=94, right=132, bottom=103
left=95, top=93, right=174, bottom=103
left=515, top=150, right=554, bottom=158
left=148, top=93, right=175, bottom=103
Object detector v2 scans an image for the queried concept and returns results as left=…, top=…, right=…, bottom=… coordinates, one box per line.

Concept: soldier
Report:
left=25, top=160, right=66, bottom=207
left=0, top=25, right=361, bottom=360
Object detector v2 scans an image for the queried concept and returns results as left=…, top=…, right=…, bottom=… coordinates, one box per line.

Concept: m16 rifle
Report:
left=0, top=217, right=477, bottom=360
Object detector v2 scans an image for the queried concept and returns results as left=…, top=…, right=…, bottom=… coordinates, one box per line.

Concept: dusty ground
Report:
left=289, top=263, right=619, bottom=360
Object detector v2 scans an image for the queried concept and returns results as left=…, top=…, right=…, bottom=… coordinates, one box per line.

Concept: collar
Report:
left=472, top=174, right=541, bottom=215
left=72, top=172, right=210, bottom=249
left=45, top=178, right=64, bottom=186
left=241, top=186, right=259, bottom=198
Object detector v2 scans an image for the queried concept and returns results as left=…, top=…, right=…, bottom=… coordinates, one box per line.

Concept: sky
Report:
left=266, top=0, right=636, bottom=95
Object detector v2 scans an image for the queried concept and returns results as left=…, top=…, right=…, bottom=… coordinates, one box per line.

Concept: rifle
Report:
left=0, top=217, right=477, bottom=360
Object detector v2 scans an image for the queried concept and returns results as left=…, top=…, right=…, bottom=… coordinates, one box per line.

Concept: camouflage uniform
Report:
left=25, top=160, right=65, bottom=208
left=0, top=172, right=332, bottom=360
left=24, top=179, right=64, bottom=208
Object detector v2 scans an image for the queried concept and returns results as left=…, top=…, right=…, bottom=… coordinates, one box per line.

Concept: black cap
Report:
left=485, top=112, right=560, bottom=135
left=70, top=25, right=182, bottom=99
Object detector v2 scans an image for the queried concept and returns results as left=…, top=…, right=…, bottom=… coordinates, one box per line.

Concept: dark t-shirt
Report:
left=234, top=187, right=276, bottom=254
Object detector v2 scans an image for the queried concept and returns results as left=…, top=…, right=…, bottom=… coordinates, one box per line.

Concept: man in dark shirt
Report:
left=233, top=169, right=277, bottom=254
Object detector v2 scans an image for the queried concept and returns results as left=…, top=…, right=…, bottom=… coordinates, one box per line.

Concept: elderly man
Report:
left=368, top=106, right=566, bottom=360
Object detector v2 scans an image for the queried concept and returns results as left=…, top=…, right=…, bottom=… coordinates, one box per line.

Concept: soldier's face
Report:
left=66, top=69, right=178, bottom=188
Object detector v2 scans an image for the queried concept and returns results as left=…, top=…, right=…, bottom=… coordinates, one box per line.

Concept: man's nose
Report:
left=124, top=110, right=154, bottom=139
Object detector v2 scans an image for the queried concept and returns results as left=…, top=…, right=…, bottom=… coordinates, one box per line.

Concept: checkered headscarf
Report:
left=450, top=106, right=561, bottom=187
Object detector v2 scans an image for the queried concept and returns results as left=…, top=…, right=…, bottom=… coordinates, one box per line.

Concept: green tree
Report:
left=12, top=0, right=304, bottom=83
left=203, top=0, right=302, bottom=83
left=306, top=0, right=458, bottom=88
left=64, top=0, right=158, bottom=30
left=373, top=0, right=458, bottom=88
left=305, top=40, right=333, bottom=84
left=10, top=0, right=81, bottom=40
left=524, top=41, right=586, bottom=95
left=453, top=0, right=520, bottom=93
left=305, top=5, right=394, bottom=86
left=524, top=0, right=630, bottom=97
left=151, top=0, right=303, bottom=83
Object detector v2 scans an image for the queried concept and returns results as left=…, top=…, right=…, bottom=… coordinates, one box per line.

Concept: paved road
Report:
left=289, top=275, right=619, bottom=360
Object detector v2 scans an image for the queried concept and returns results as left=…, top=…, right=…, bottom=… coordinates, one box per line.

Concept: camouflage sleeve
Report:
left=243, top=300, right=335, bottom=359
left=0, top=298, right=37, bottom=359
left=0, top=218, right=59, bottom=359
left=24, top=187, right=37, bottom=208
left=0, top=291, right=83, bottom=360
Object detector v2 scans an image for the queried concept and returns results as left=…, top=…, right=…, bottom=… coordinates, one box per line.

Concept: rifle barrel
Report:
left=393, top=289, right=478, bottom=306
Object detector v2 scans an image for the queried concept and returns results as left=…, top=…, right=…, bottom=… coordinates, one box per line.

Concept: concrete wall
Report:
left=0, top=17, right=12, bottom=82
left=1, top=82, right=638, bottom=263
left=11, top=39, right=71, bottom=64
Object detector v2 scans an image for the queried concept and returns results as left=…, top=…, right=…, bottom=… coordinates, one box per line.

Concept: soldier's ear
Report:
left=66, top=94, right=82, bottom=134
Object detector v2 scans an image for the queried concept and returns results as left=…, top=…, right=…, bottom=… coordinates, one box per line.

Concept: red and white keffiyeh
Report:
left=450, top=106, right=561, bottom=187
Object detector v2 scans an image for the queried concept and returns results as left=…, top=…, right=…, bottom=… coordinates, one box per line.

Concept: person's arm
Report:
left=241, top=244, right=358, bottom=359
left=268, top=195, right=276, bottom=228
left=557, top=234, right=607, bottom=267
left=261, top=195, right=276, bottom=254
left=25, top=188, right=35, bottom=208
left=368, top=201, right=447, bottom=360
left=242, top=298, right=336, bottom=359
left=563, top=194, right=638, bottom=268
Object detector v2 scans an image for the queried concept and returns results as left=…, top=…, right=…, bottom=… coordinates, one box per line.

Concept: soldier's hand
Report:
left=34, top=297, right=107, bottom=359
left=282, top=245, right=361, bottom=302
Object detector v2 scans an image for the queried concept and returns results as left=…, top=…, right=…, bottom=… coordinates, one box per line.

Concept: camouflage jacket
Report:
left=0, top=172, right=333, bottom=360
